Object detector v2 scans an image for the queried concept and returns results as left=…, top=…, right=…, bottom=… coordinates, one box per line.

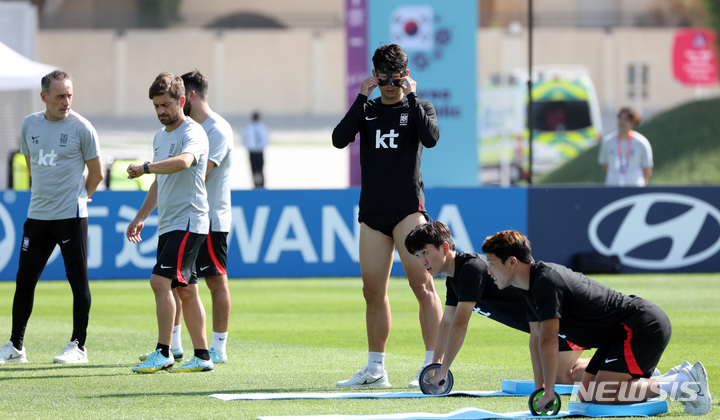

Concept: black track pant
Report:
left=11, top=218, right=90, bottom=348
left=249, top=151, right=264, bottom=187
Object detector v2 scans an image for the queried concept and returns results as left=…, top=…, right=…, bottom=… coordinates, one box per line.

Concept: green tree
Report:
left=136, top=0, right=182, bottom=28
left=704, top=0, right=720, bottom=49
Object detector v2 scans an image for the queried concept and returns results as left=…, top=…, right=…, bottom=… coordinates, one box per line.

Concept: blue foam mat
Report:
left=254, top=399, right=668, bottom=420
left=500, top=380, right=576, bottom=395
left=210, top=381, right=573, bottom=401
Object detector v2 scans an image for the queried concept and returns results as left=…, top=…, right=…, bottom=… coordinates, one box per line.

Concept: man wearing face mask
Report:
left=332, top=43, right=442, bottom=389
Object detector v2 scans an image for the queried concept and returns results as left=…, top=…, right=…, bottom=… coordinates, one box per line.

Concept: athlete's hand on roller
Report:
left=537, top=392, right=556, bottom=414
left=429, top=367, right=447, bottom=388
left=529, top=388, right=561, bottom=416
left=126, top=218, right=145, bottom=243
left=400, top=76, right=417, bottom=94
left=359, top=76, right=379, bottom=97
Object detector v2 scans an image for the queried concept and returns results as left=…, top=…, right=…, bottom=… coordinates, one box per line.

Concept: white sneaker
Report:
left=408, top=364, right=429, bottom=389
left=336, top=365, right=391, bottom=388
left=680, top=362, right=712, bottom=416
left=53, top=341, right=88, bottom=364
left=0, top=341, right=28, bottom=364
left=668, top=361, right=691, bottom=376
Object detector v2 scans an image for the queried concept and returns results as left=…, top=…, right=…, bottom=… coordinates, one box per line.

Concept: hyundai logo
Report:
left=588, top=193, right=720, bottom=270
left=0, top=202, right=16, bottom=272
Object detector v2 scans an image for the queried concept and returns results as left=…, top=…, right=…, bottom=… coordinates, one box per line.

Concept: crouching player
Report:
left=481, top=230, right=711, bottom=415
left=404, top=221, right=588, bottom=389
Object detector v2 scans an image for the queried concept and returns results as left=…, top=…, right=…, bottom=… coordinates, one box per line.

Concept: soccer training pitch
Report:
left=0, top=274, right=717, bottom=419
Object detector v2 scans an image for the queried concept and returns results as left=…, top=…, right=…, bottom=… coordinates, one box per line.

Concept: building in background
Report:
left=0, top=0, right=717, bottom=188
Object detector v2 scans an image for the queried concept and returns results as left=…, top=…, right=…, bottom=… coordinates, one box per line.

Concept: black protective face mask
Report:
left=375, top=68, right=405, bottom=87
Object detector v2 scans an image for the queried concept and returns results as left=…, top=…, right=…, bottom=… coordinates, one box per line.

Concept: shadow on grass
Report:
left=84, top=388, right=380, bottom=399
left=0, top=363, right=138, bottom=379
left=0, top=363, right=131, bottom=371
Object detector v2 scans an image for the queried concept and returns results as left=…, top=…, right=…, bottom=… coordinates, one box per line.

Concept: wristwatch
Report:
left=143, top=161, right=150, bottom=174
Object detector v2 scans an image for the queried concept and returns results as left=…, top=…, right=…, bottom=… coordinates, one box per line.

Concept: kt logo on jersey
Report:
left=37, top=149, right=58, bottom=167
left=376, top=129, right=398, bottom=149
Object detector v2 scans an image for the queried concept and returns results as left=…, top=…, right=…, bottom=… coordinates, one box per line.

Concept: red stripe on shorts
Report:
left=418, top=196, right=423, bottom=212
left=622, top=323, right=644, bottom=375
left=176, top=232, right=190, bottom=285
left=565, top=339, right=587, bottom=351
left=206, top=232, right=227, bottom=275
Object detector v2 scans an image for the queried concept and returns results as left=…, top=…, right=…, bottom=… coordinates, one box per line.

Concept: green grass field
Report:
left=0, top=274, right=717, bottom=419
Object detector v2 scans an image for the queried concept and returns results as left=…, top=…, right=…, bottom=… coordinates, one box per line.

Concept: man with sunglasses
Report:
left=332, top=43, right=442, bottom=388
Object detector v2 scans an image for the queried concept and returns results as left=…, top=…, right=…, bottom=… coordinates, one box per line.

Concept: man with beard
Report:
left=125, top=72, right=213, bottom=374
left=137, top=70, right=233, bottom=365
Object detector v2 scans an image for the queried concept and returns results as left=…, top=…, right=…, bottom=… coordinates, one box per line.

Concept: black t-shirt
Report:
left=523, top=261, right=648, bottom=349
left=332, top=92, right=439, bottom=215
left=446, top=252, right=529, bottom=333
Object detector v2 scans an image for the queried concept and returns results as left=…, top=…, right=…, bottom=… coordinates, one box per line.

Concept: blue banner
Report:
left=5, top=186, right=715, bottom=280
left=527, top=187, right=720, bottom=273
left=367, top=0, right=479, bottom=187
left=0, top=188, right=526, bottom=280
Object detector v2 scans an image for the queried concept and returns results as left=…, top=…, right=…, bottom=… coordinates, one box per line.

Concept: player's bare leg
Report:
left=172, top=289, right=182, bottom=326
left=359, top=223, right=395, bottom=353
left=205, top=273, right=231, bottom=363
left=393, top=213, right=442, bottom=353
left=169, top=289, right=184, bottom=357
left=393, top=213, right=443, bottom=387
left=205, top=274, right=231, bottom=333
left=556, top=350, right=587, bottom=384
left=150, top=274, right=176, bottom=347
left=176, top=284, right=208, bottom=351
left=580, top=370, right=658, bottom=404
left=336, top=223, right=394, bottom=387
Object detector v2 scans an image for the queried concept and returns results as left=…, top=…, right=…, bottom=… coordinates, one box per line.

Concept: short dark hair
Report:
left=618, top=107, right=641, bottom=127
left=481, top=230, right=534, bottom=264
left=405, top=221, right=455, bottom=255
left=41, top=70, right=72, bottom=93
left=181, top=69, right=209, bottom=100
left=149, top=72, right=185, bottom=100
left=372, top=44, right=408, bottom=74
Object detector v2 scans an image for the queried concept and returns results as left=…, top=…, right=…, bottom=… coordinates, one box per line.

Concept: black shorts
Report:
left=153, top=231, right=207, bottom=288
left=196, top=231, right=228, bottom=277
left=585, top=302, right=671, bottom=378
left=559, top=338, right=586, bottom=352
left=359, top=211, right=429, bottom=237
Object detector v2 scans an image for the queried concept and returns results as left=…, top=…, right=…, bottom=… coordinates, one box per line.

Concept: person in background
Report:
left=242, top=111, right=269, bottom=188
left=598, top=107, right=653, bottom=187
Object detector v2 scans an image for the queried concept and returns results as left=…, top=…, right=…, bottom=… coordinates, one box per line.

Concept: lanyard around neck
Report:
left=616, top=131, right=634, bottom=174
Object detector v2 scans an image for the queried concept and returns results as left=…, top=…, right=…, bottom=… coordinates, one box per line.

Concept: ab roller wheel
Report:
left=418, top=363, right=454, bottom=395
left=528, top=388, right=561, bottom=416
